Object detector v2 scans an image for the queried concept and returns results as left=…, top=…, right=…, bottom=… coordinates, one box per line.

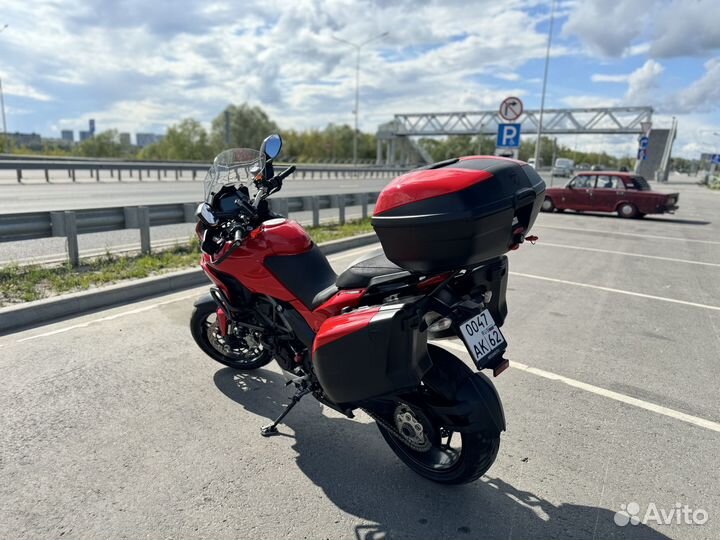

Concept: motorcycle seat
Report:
left=335, top=249, right=411, bottom=289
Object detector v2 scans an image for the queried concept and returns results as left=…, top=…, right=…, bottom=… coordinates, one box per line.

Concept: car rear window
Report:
left=631, top=176, right=651, bottom=190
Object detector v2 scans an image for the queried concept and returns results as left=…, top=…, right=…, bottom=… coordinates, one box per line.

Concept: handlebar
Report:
left=253, top=165, right=297, bottom=206
left=276, top=165, right=296, bottom=183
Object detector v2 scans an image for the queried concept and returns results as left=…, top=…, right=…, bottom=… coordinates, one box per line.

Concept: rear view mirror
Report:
left=261, top=134, right=282, bottom=159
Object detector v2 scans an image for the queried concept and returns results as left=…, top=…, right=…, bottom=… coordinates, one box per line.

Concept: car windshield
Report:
left=203, top=148, right=264, bottom=202
left=632, top=175, right=651, bottom=191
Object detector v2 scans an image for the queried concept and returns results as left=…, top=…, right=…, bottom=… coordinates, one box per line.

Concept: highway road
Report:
left=0, top=172, right=395, bottom=213
left=0, top=170, right=578, bottom=265
left=1, top=176, right=719, bottom=538
left=0, top=168, right=571, bottom=213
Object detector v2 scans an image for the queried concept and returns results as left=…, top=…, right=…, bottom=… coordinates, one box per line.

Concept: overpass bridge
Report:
left=376, top=106, right=656, bottom=165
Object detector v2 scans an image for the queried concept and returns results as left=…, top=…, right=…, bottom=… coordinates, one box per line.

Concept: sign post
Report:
left=634, top=134, right=650, bottom=172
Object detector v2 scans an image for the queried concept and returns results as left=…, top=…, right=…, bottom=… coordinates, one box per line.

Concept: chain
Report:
left=362, top=408, right=430, bottom=452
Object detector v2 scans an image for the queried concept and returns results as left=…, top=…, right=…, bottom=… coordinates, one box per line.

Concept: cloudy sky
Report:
left=1, top=0, right=718, bottom=157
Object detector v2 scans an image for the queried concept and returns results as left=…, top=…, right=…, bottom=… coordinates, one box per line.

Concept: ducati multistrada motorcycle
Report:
left=190, top=133, right=545, bottom=484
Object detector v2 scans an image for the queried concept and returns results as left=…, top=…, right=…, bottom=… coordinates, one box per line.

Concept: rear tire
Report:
left=377, top=417, right=500, bottom=485
left=617, top=202, right=638, bottom=218
left=190, top=301, right=273, bottom=371
left=375, top=351, right=501, bottom=484
left=541, top=197, right=555, bottom=212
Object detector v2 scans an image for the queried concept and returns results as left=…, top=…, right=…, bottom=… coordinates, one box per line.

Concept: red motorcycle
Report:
left=191, top=134, right=545, bottom=484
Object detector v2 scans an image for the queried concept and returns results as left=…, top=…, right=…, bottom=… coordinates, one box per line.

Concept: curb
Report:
left=0, top=232, right=379, bottom=335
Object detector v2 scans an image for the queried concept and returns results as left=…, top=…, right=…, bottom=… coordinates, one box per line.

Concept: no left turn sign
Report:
left=499, top=97, right=524, bottom=122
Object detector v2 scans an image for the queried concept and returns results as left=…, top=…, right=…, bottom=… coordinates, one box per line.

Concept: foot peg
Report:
left=260, top=386, right=311, bottom=437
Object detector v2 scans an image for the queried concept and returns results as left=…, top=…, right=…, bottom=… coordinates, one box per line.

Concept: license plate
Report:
left=458, top=309, right=506, bottom=367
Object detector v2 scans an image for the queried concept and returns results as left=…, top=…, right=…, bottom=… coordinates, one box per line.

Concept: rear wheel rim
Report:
left=388, top=403, right=462, bottom=472
left=542, top=199, right=553, bottom=211
left=620, top=204, right=634, bottom=217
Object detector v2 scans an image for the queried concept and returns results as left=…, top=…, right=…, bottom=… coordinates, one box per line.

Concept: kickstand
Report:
left=260, top=386, right=311, bottom=437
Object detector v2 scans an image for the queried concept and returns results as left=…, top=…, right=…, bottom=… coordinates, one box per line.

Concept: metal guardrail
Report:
left=0, top=192, right=381, bottom=266
left=0, top=158, right=408, bottom=183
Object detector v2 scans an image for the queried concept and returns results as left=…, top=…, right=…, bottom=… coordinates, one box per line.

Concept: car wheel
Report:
left=541, top=197, right=555, bottom=212
left=617, top=203, right=638, bottom=219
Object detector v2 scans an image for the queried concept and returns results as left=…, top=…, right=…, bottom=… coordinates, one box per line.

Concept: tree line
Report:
left=1, top=102, right=641, bottom=168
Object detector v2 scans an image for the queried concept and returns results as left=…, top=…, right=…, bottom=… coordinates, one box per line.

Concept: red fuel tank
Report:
left=252, top=218, right=313, bottom=255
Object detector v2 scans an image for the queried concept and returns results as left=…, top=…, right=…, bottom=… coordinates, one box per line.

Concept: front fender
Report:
left=420, top=345, right=506, bottom=435
left=193, top=292, right=217, bottom=310
left=192, top=292, right=228, bottom=336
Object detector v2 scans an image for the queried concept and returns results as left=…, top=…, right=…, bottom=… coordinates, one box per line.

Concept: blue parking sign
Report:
left=497, top=124, right=521, bottom=148
left=712, top=154, right=720, bottom=165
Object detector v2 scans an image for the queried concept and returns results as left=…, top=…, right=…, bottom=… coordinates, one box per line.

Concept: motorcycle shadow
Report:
left=214, top=368, right=669, bottom=540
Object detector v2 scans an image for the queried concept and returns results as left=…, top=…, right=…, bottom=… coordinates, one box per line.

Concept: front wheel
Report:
left=190, top=301, right=273, bottom=370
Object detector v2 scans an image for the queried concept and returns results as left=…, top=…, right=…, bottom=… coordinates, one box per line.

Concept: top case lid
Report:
left=374, top=156, right=525, bottom=215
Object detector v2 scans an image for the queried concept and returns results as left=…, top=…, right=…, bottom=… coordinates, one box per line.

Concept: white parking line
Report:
left=536, top=241, right=720, bottom=268
left=442, top=341, right=720, bottom=434
left=535, top=224, right=720, bottom=246
left=511, top=272, right=720, bottom=312
left=15, top=292, right=202, bottom=343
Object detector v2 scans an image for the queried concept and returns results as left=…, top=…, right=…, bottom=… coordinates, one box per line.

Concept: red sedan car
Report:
left=542, top=172, right=679, bottom=218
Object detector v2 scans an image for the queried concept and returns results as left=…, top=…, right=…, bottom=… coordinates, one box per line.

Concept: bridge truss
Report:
left=376, top=107, right=653, bottom=165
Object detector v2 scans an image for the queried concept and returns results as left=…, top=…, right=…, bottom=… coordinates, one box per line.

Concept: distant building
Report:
left=79, top=130, right=91, bottom=142
left=61, top=130, right=74, bottom=143
left=88, top=119, right=96, bottom=136
left=136, top=132, right=163, bottom=147
left=5, top=132, right=42, bottom=148
left=119, top=132, right=131, bottom=146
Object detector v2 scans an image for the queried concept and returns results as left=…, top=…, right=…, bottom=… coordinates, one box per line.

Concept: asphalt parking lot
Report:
left=1, top=175, right=719, bottom=539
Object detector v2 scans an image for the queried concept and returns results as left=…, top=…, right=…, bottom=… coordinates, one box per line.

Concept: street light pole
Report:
left=0, top=78, right=7, bottom=135
left=331, top=32, right=388, bottom=165
left=533, top=0, right=556, bottom=170
left=0, top=24, right=8, bottom=135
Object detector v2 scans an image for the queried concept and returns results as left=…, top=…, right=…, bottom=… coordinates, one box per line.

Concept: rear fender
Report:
left=419, top=345, right=506, bottom=434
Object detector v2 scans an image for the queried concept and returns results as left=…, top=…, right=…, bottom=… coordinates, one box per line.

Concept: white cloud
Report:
left=562, top=0, right=647, bottom=57
left=624, top=60, right=664, bottom=105
left=671, top=58, right=720, bottom=114
left=494, top=73, right=521, bottom=82
left=0, top=80, right=52, bottom=102
left=649, top=0, right=720, bottom=57
left=591, top=74, right=629, bottom=83
left=0, top=0, right=567, bottom=135
left=563, top=0, right=720, bottom=58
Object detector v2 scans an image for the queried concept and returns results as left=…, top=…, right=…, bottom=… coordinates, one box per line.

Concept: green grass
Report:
left=0, top=219, right=375, bottom=306
left=305, top=218, right=374, bottom=244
